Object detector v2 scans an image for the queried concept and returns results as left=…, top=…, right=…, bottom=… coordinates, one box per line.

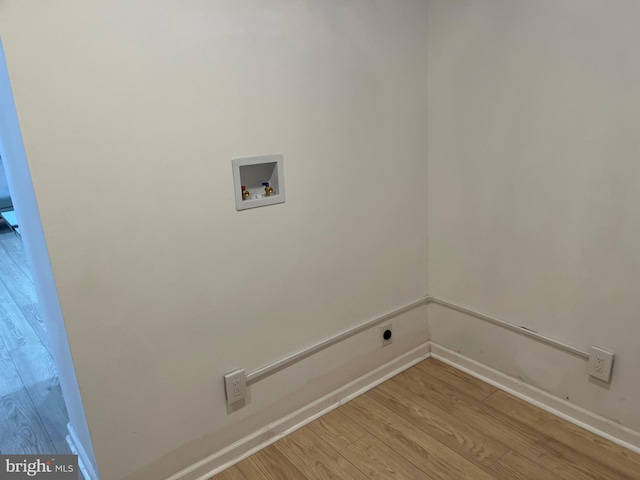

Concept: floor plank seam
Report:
left=481, top=390, right=499, bottom=402
left=307, top=428, right=372, bottom=480
left=356, top=392, right=492, bottom=479
left=486, top=447, right=511, bottom=468
left=340, top=397, right=435, bottom=479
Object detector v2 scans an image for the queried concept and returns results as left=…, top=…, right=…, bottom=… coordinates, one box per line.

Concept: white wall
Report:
left=0, top=1, right=428, bottom=478
left=0, top=41, right=98, bottom=471
left=428, top=1, right=640, bottom=433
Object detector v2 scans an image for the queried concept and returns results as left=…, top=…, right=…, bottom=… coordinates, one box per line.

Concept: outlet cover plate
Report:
left=224, top=369, right=247, bottom=405
left=588, top=346, right=614, bottom=382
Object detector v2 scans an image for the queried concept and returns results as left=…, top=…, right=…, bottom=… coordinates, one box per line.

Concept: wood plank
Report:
left=210, top=466, right=247, bottom=480
left=488, top=450, right=565, bottom=480
left=20, top=302, right=46, bottom=332
left=394, top=365, right=618, bottom=480
left=341, top=434, right=434, bottom=480
left=0, top=232, right=33, bottom=282
left=0, top=389, right=56, bottom=454
left=416, top=358, right=498, bottom=400
left=370, top=380, right=509, bottom=467
left=485, top=390, right=640, bottom=479
left=343, top=394, right=497, bottom=480
left=0, top=232, right=68, bottom=456
left=273, top=427, right=369, bottom=480
left=235, top=445, right=309, bottom=480
left=0, top=245, right=38, bottom=308
left=9, top=344, right=70, bottom=454
left=0, top=235, right=46, bottom=351
left=18, top=303, right=51, bottom=356
left=0, top=341, right=22, bottom=398
left=210, top=358, right=640, bottom=480
left=0, top=285, right=40, bottom=351
left=306, top=407, right=367, bottom=451
left=391, top=367, right=551, bottom=456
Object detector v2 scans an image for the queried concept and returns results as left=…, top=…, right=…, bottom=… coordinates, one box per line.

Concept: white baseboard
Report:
left=163, top=339, right=640, bottom=480
left=165, top=342, right=431, bottom=480
left=67, top=423, right=99, bottom=480
left=430, top=342, right=640, bottom=455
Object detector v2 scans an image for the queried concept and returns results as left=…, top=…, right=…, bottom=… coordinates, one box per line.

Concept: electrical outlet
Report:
left=380, top=323, right=392, bottom=347
left=588, top=346, right=614, bottom=382
left=233, top=379, right=242, bottom=397
left=224, top=369, right=246, bottom=405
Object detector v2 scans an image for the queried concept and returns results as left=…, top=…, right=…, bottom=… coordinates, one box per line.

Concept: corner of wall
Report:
left=0, top=39, right=100, bottom=477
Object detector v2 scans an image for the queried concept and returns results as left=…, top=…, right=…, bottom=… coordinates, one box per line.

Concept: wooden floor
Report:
left=213, top=358, right=640, bottom=480
left=0, top=225, right=71, bottom=455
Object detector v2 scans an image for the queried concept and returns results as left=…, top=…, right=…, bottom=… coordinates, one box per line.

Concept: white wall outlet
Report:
left=380, top=323, right=393, bottom=347
left=588, top=346, right=614, bottom=382
left=224, top=369, right=247, bottom=405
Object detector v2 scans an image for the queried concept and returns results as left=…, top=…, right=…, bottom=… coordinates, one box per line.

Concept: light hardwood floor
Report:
left=213, top=358, right=640, bottom=480
left=0, top=225, right=71, bottom=455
